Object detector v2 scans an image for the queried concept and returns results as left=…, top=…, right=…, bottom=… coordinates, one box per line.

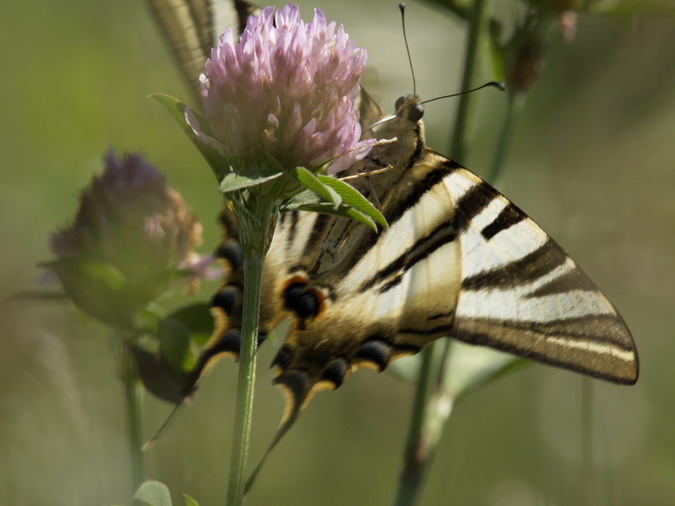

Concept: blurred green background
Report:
left=1, top=0, right=674, bottom=504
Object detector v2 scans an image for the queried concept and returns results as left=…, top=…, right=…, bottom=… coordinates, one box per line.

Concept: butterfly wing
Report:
left=146, top=0, right=259, bottom=100
left=441, top=159, right=638, bottom=384
left=269, top=149, right=638, bottom=418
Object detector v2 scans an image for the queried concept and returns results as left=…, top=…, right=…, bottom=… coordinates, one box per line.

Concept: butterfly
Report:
left=145, top=0, right=639, bottom=485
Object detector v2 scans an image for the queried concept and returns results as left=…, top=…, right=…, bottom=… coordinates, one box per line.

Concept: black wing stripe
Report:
left=526, top=269, right=599, bottom=298
left=480, top=202, right=526, bottom=240
left=286, top=211, right=299, bottom=253
left=302, top=213, right=331, bottom=259
left=357, top=220, right=457, bottom=293
left=456, top=315, right=635, bottom=350
left=461, top=238, right=566, bottom=290
left=399, top=324, right=455, bottom=336
left=387, top=163, right=456, bottom=225
left=453, top=327, right=635, bottom=384
left=454, top=180, right=499, bottom=233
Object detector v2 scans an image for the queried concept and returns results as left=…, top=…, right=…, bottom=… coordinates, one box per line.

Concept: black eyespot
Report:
left=271, top=345, right=293, bottom=370
left=322, top=358, right=349, bottom=388
left=215, top=239, right=243, bottom=270
left=395, top=95, right=406, bottom=110
left=283, top=282, right=321, bottom=319
left=408, top=104, right=424, bottom=122
left=355, top=339, right=391, bottom=371
left=210, top=286, right=240, bottom=314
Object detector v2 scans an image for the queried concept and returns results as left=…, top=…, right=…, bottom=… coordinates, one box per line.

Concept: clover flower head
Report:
left=50, top=151, right=204, bottom=308
left=197, top=3, right=374, bottom=174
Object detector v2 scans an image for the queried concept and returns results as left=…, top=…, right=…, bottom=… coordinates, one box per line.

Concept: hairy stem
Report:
left=226, top=195, right=277, bottom=506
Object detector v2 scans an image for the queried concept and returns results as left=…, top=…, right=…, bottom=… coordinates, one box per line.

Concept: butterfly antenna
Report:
left=399, top=3, right=417, bottom=95
left=142, top=401, right=184, bottom=451
left=421, top=81, right=506, bottom=105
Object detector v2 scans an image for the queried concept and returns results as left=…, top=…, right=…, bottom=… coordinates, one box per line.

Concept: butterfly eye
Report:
left=395, top=95, right=406, bottom=110
left=408, top=104, right=424, bottom=122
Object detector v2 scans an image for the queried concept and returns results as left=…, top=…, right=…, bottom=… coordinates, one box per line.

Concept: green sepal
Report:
left=134, top=480, right=173, bottom=506
left=151, top=93, right=226, bottom=180
left=220, top=168, right=285, bottom=193
left=317, top=174, right=388, bottom=228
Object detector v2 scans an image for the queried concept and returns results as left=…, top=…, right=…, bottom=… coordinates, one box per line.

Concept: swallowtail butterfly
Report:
left=146, top=0, right=639, bottom=479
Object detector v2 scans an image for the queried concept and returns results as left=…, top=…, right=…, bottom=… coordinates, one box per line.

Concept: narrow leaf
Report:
left=318, top=175, right=388, bottom=228
left=297, top=203, right=377, bottom=230
left=135, top=480, right=173, bottom=506
left=182, top=494, right=199, bottom=506
left=293, top=167, right=342, bottom=209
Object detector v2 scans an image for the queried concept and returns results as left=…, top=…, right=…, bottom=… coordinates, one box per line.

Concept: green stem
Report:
left=394, top=343, right=442, bottom=506
left=581, top=377, right=594, bottom=506
left=449, top=0, right=490, bottom=161
left=121, top=345, right=145, bottom=493
left=226, top=195, right=277, bottom=506
left=395, top=2, right=491, bottom=505
left=487, top=93, right=522, bottom=185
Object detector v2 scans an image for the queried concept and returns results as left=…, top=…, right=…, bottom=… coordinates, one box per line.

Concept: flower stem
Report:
left=226, top=195, right=277, bottom=506
left=449, top=0, right=490, bottom=162
left=121, top=344, right=145, bottom=493
left=394, top=343, right=443, bottom=506
left=487, top=93, right=523, bottom=185
left=395, top=2, right=491, bottom=505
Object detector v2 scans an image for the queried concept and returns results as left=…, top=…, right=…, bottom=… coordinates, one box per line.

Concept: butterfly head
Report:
left=394, top=94, right=425, bottom=123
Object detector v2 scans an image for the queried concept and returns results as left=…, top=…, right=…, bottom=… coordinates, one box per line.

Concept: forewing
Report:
left=443, top=165, right=638, bottom=384
left=146, top=0, right=259, bottom=100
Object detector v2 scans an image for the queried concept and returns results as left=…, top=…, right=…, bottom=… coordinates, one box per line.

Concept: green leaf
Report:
left=293, top=167, right=342, bottom=209
left=220, top=168, right=285, bottom=193
left=134, top=480, right=173, bottom=506
left=389, top=341, right=525, bottom=400
left=158, top=303, right=216, bottom=373
left=158, top=318, right=193, bottom=373
left=165, top=303, right=214, bottom=348
left=151, top=93, right=225, bottom=179
left=317, top=175, right=388, bottom=228
left=296, top=202, right=377, bottom=230
left=182, top=494, right=200, bottom=506
left=441, top=342, right=525, bottom=400
left=280, top=189, right=323, bottom=211
left=128, top=343, right=185, bottom=404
